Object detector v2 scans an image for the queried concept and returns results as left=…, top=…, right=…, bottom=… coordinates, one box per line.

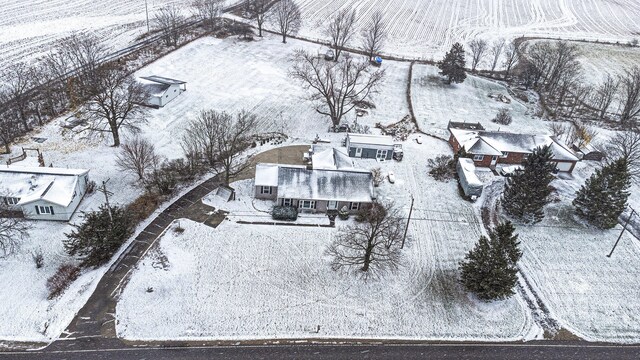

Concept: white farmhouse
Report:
left=139, top=75, right=187, bottom=108
left=0, top=166, right=90, bottom=221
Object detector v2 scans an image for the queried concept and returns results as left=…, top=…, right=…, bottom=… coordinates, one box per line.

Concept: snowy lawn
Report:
left=410, top=64, right=557, bottom=138
left=513, top=161, right=640, bottom=342
left=116, top=136, right=534, bottom=341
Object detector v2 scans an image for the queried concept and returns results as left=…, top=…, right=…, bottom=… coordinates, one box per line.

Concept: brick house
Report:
left=448, top=128, right=579, bottom=173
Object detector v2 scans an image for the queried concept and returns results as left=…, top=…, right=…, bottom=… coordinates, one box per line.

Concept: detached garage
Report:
left=345, top=134, right=394, bottom=161
left=139, top=75, right=187, bottom=108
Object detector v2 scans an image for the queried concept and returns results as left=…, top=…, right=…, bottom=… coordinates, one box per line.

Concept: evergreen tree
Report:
left=64, top=205, right=135, bottom=268
left=439, top=42, right=467, bottom=84
left=459, top=221, right=522, bottom=301
left=502, top=145, right=556, bottom=223
left=573, top=157, right=631, bottom=229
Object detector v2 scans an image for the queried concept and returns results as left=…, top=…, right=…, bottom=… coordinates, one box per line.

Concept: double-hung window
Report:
left=261, top=186, right=272, bottom=194
left=350, top=202, right=360, bottom=211
left=473, top=154, right=484, bottom=161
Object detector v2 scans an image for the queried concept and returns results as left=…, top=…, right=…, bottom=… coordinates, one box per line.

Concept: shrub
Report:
left=32, top=249, right=44, bottom=269
left=127, top=192, right=162, bottom=223
left=272, top=206, right=298, bottom=221
left=46, top=264, right=80, bottom=300
left=371, top=167, right=383, bottom=187
left=492, top=108, right=512, bottom=125
left=85, top=180, right=97, bottom=195
left=428, top=155, right=455, bottom=181
left=338, top=206, right=350, bottom=220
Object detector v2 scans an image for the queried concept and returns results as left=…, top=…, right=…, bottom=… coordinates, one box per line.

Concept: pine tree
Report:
left=459, top=221, right=522, bottom=301
left=502, top=145, right=556, bottom=223
left=64, top=204, right=135, bottom=268
left=573, top=157, right=631, bottom=229
left=439, top=42, right=467, bottom=84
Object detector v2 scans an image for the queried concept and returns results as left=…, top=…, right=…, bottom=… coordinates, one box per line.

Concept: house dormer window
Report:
left=473, top=154, right=484, bottom=161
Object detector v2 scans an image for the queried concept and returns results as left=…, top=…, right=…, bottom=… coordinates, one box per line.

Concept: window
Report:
left=328, top=200, right=338, bottom=210
left=350, top=202, right=360, bottom=211
left=376, top=149, right=388, bottom=160
left=491, top=155, right=498, bottom=161
left=260, top=186, right=272, bottom=194
left=473, top=154, right=484, bottom=161
left=523, top=153, right=530, bottom=160
left=299, top=200, right=315, bottom=209
left=282, top=198, right=292, bottom=206
left=3, top=197, right=20, bottom=205
left=501, top=151, right=509, bottom=158
left=38, top=206, right=54, bottom=215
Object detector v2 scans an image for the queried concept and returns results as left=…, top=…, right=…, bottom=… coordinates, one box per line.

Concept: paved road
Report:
left=62, top=176, right=221, bottom=340
left=2, top=343, right=640, bottom=360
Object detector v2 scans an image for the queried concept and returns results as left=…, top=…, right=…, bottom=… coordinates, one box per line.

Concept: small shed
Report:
left=457, top=158, right=483, bottom=200
left=571, top=142, right=604, bottom=161
left=139, top=75, right=187, bottom=108
left=345, top=134, right=395, bottom=161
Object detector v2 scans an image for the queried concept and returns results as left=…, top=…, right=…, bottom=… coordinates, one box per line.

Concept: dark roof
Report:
left=139, top=75, right=186, bottom=85
left=448, top=121, right=485, bottom=131
left=141, top=83, right=171, bottom=97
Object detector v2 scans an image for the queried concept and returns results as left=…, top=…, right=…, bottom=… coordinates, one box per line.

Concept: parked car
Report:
left=388, top=171, right=396, bottom=183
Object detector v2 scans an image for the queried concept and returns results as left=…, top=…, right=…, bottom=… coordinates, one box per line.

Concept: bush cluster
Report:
left=272, top=206, right=298, bottom=221
left=46, top=264, right=81, bottom=300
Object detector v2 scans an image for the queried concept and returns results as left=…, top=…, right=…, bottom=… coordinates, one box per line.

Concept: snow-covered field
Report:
left=117, top=138, right=535, bottom=341
left=291, top=0, right=640, bottom=60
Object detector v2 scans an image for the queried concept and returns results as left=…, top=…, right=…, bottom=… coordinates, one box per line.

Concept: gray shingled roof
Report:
left=276, top=166, right=374, bottom=202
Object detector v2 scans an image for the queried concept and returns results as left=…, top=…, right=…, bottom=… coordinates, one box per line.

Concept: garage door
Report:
left=556, top=162, right=573, bottom=172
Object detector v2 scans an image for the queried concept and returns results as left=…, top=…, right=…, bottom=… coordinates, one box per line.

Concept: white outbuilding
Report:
left=139, top=75, right=187, bottom=108
left=0, top=166, right=90, bottom=221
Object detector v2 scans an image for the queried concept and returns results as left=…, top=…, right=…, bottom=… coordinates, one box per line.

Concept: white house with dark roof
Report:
left=0, top=166, right=90, bottom=221
left=254, top=162, right=375, bottom=213
left=448, top=128, right=580, bottom=172
left=139, top=75, right=187, bottom=108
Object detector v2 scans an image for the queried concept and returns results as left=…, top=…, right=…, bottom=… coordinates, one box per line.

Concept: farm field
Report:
left=291, top=0, right=640, bottom=60
left=117, top=137, right=535, bottom=341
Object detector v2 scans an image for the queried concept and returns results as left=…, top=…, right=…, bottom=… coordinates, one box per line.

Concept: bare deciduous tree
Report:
left=489, top=38, right=505, bottom=73
left=608, top=130, right=640, bottom=183
left=325, top=8, right=357, bottom=62
left=1, top=63, right=33, bottom=132
left=0, top=204, right=31, bottom=256
left=503, top=41, right=522, bottom=79
left=591, top=75, right=619, bottom=121
left=155, top=5, right=185, bottom=47
left=567, top=83, right=592, bottom=118
left=289, top=49, right=385, bottom=130
left=115, top=136, right=159, bottom=181
left=244, top=0, right=271, bottom=37
left=361, top=11, right=387, bottom=61
left=192, top=0, right=223, bottom=31
left=468, top=38, right=488, bottom=72
left=182, top=109, right=261, bottom=184
left=619, top=66, right=640, bottom=126
left=544, top=41, right=581, bottom=94
left=53, top=34, right=107, bottom=102
left=83, top=66, right=149, bottom=146
left=0, top=113, right=21, bottom=154
left=271, top=0, right=301, bottom=44
left=327, top=202, right=405, bottom=278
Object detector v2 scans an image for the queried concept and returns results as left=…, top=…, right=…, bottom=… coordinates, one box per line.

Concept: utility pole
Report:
left=607, top=207, right=636, bottom=258
left=99, top=179, right=114, bottom=224
left=145, top=0, right=150, bottom=33
left=401, top=195, right=414, bottom=249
